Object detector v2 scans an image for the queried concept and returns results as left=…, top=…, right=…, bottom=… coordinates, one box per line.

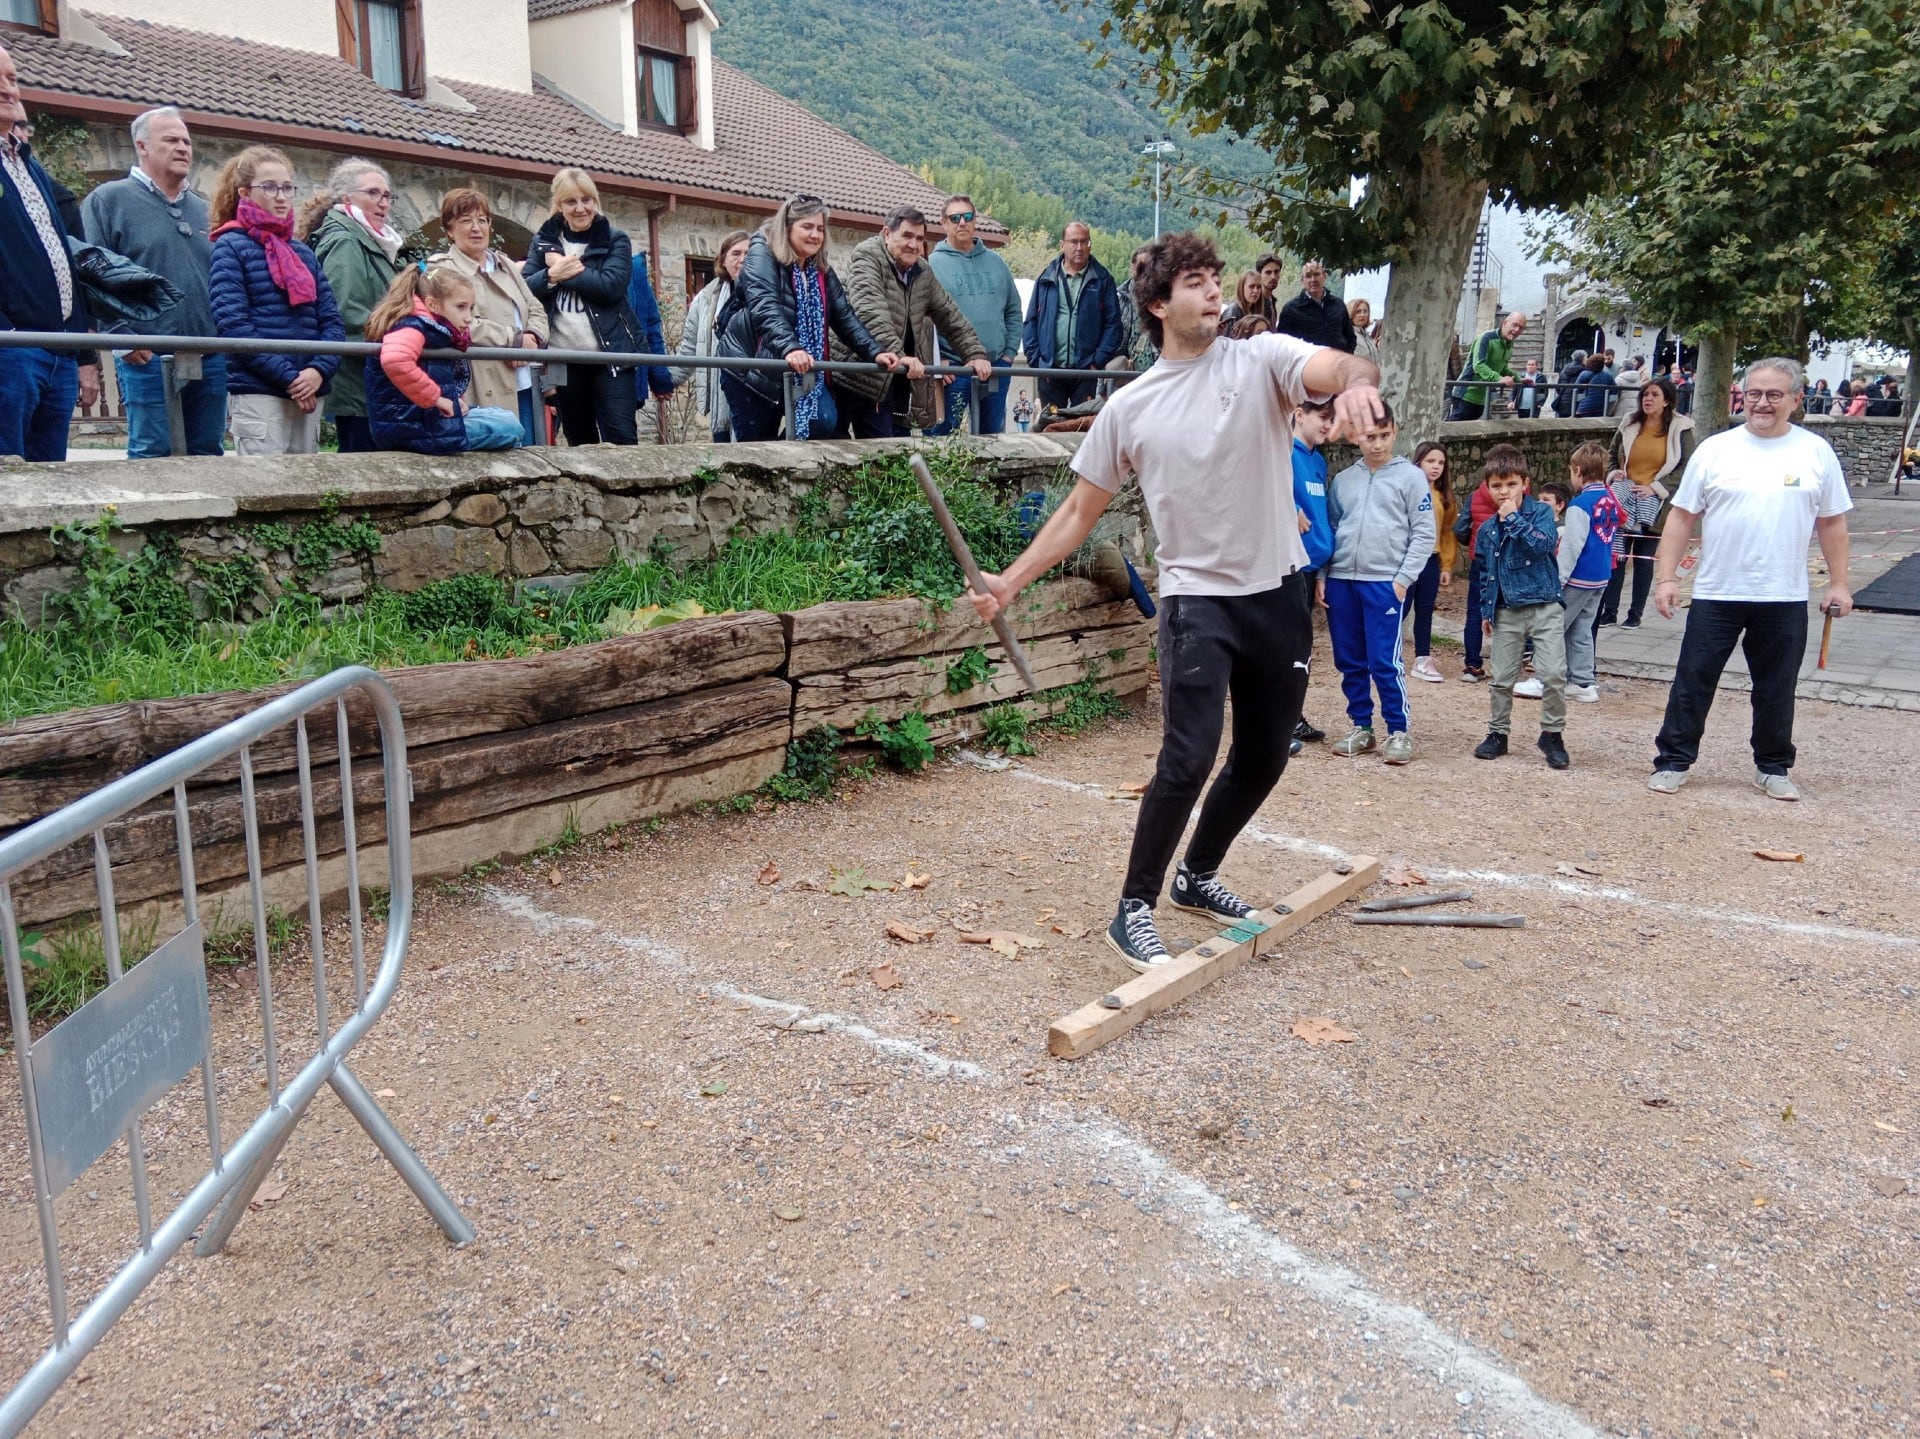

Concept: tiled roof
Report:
left=8, top=12, right=1001, bottom=232
left=527, top=0, right=621, bottom=18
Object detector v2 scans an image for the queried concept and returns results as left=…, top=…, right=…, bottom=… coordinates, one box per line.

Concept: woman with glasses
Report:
left=207, top=146, right=343, bottom=455
left=714, top=193, right=900, bottom=441
left=523, top=168, right=653, bottom=446
left=673, top=228, right=751, bottom=442
left=302, top=158, right=405, bottom=451
left=427, top=188, right=550, bottom=445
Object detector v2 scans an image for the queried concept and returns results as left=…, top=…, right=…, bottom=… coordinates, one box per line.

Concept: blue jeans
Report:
left=464, top=406, right=525, bottom=450
left=114, top=352, right=229, bottom=458
left=0, top=346, right=79, bottom=462
left=1324, top=576, right=1410, bottom=733
left=926, top=363, right=1010, bottom=436
left=1410, top=552, right=1442, bottom=657
left=515, top=389, right=544, bottom=446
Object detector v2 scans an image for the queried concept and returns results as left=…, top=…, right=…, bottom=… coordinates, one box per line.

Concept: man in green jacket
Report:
left=1449, top=310, right=1527, bottom=421
left=834, top=205, right=991, bottom=437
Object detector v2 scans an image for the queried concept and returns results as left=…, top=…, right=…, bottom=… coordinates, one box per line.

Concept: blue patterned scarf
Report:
left=791, top=261, right=826, bottom=439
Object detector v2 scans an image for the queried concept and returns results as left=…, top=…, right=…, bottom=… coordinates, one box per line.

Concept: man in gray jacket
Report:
left=926, top=194, right=1021, bottom=435
left=834, top=205, right=990, bottom=437
left=1321, top=403, right=1435, bottom=763
left=80, top=106, right=225, bottom=457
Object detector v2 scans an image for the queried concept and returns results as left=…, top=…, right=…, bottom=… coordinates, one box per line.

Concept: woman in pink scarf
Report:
left=207, top=146, right=345, bottom=455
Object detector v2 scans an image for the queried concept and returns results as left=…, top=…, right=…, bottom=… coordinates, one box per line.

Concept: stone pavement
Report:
left=1596, top=489, right=1920, bottom=710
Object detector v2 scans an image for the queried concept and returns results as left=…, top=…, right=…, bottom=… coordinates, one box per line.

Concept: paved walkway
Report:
left=1596, top=489, right=1920, bottom=710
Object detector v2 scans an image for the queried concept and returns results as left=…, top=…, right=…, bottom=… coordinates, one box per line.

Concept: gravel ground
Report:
left=3, top=619, right=1917, bottom=1439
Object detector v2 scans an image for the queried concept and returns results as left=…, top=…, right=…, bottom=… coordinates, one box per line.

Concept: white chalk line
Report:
left=480, top=881, right=1600, bottom=1434
left=1002, top=766, right=1916, bottom=950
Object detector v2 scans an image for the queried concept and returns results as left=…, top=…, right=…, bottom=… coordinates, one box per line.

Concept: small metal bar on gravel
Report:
left=1356, top=889, right=1475, bottom=913
left=1049, top=858, right=1381, bottom=1060
left=1351, top=912, right=1527, bottom=928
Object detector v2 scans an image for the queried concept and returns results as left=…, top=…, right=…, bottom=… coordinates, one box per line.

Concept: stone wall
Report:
left=0, top=436, right=1108, bottom=625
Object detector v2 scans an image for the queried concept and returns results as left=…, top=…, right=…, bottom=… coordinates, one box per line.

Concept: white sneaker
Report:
left=1411, top=655, right=1444, bottom=683
left=1647, top=769, right=1687, bottom=794
left=1567, top=683, right=1600, bottom=703
left=1512, top=677, right=1544, bottom=699
left=1754, top=769, right=1800, bottom=801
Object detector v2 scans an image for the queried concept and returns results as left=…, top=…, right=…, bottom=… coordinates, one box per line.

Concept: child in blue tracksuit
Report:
left=1472, top=444, right=1570, bottom=769
left=1322, top=401, right=1434, bottom=765
left=1290, top=399, right=1335, bottom=750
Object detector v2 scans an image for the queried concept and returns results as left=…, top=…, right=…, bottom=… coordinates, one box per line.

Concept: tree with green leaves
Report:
left=1098, top=0, right=1768, bottom=438
left=1548, top=1, right=1920, bottom=435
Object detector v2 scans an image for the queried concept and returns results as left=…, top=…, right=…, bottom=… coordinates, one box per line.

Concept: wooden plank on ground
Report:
left=1046, top=856, right=1381, bottom=1060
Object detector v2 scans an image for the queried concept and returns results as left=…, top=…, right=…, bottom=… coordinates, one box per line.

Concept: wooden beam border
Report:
left=1047, top=856, right=1381, bottom=1060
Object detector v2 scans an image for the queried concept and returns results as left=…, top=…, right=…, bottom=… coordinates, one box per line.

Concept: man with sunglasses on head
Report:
left=926, top=194, right=1021, bottom=435
left=1647, top=357, right=1853, bottom=802
left=81, top=106, right=226, bottom=458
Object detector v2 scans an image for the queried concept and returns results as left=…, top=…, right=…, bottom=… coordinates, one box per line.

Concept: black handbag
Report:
left=65, top=237, right=183, bottom=329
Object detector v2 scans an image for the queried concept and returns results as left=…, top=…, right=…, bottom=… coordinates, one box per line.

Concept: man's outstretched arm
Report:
left=968, top=479, right=1115, bottom=622
left=1301, top=348, right=1384, bottom=439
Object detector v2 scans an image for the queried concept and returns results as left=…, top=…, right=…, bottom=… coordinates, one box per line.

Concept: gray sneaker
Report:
left=1755, top=769, right=1800, bottom=801
left=1381, top=731, right=1414, bottom=765
left=1332, top=725, right=1376, bottom=757
left=1647, top=769, right=1688, bottom=794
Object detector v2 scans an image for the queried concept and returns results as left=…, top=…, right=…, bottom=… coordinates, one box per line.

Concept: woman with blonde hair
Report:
left=207, top=145, right=343, bottom=455
left=303, top=157, right=404, bottom=451
left=428, top=188, right=549, bottom=445
left=1349, top=298, right=1381, bottom=368
left=672, top=228, right=750, bottom=442
left=713, top=193, right=900, bottom=441
left=522, top=167, right=652, bottom=445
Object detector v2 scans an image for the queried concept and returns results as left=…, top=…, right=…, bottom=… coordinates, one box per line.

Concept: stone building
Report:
left=4, top=0, right=1001, bottom=306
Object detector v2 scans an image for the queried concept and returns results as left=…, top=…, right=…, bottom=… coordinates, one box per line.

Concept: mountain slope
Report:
left=712, top=0, right=1269, bottom=239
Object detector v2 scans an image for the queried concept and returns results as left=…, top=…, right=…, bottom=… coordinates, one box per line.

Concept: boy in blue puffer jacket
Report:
left=365, top=264, right=522, bottom=453
left=1472, top=444, right=1570, bottom=769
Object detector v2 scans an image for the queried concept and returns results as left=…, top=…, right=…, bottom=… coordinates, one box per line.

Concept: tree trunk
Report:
left=1692, top=327, right=1739, bottom=440
left=1378, top=150, right=1488, bottom=445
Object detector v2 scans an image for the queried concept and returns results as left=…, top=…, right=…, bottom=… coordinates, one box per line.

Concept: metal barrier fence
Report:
left=0, top=331, right=1133, bottom=453
left=0, top=666, right=472, bottom=1437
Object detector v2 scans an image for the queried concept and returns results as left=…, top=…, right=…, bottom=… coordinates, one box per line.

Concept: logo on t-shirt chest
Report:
left=1217, top=385, right=1238, bottom=414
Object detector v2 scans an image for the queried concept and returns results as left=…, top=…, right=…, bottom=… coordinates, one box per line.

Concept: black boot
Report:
left=1538, top=731, right=1570, bottom=770
left=1473, top=731, right=1508, bottom=760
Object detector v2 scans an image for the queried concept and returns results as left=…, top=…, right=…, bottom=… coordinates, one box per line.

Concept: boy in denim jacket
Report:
left=1472, top=445, right=1571, bottom=769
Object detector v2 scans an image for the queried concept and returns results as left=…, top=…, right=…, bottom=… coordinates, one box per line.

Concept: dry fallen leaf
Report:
left=374, top=1088, right=397, bottom=1099
left=827, top=866, right=893, bottom=897
left=758, top=860, right=780, bottom=886
left=1753, top=850, right=1805, bottom=863
left=959, top=929, right=1046, bottom=956
left=1114, top=781, right=1148, bottom=794
left=1398, top=965, right=1413, bottom=979
left=1051, top=923, right=1092, bottom=940
left=885, top=919, right=935, bottom=944
left=870, top=963, right=903, bottom=991
left=1751, top=1195, right=1768, bottom=1208
left=248, top=1175, right=290, bottom=1211
left=1290, top=1016, right=1357, bottom=1046
left=546, top=867, right=563, bottom=887
left=902, top=870, right=931, bottom=890
left=1051, top=1283, right=1072, bottom=1297
left=1871, top=1175, right=1910, bottom=1198
left=1768, top=1368, right=1788, bottom=1381
left=1872, top=1120, right=1904, bottom=1134
left=774, top=1204, right=804, bottom=1223
left=1380, top=865, right=1428, bottom=887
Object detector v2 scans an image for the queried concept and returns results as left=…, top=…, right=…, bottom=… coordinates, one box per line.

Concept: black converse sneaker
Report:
left=1168, top=862, right=1256, bottom=922
left=1107, top=899, right=1172, bottom=973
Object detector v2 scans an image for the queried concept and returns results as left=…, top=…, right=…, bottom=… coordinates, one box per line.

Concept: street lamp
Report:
left=1141, top=137, right=1176, bottom=238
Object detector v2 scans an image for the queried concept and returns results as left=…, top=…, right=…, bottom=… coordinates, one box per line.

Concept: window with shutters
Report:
left=633, top=0, right=695, bottom=134
left=0, top=0, right=58, bottom=35
left=336, top=0, right=425, bottom=98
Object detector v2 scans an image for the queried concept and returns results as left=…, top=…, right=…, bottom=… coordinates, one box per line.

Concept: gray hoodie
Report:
left=1325, top=455, right=1436, bottom=589
left=927, top=239, right=1022, bottom=360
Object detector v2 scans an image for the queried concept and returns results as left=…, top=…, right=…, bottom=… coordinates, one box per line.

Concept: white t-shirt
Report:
left=1671, top=423, right=1851, bottom=602
left=1072, top=333, right=1320, bottom=597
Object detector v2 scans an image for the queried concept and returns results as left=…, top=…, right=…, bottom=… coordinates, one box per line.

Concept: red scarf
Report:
left=211, top=196, right=317, bottom=306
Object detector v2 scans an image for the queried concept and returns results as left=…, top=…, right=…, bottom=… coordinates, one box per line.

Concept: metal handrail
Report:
left=0, top=666, right=471, bottom=1437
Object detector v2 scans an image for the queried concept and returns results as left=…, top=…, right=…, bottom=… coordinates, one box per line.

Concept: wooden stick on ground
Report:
left=1350, top=912, right=1526, bottom=929
left=1048, top=856, right=1381, bottom=1060
left=1357, top=888, right=1474, bottom=913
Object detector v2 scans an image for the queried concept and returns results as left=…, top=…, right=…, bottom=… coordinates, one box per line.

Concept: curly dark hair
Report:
left=1133, top=232, right=1222, bottom=350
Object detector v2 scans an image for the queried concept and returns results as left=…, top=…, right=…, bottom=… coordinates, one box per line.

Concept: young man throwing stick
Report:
left=967, top=234, right=1383, bottom=971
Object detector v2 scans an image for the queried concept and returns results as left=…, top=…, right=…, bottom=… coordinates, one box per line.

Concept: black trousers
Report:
left=1654, top=598, right=1808, bottom=776
left=1599, top=534, right=1658, bottom=623
left=556, top=365, right=639, bottom=446
left=1123, top=574, right=1313, bottom=905
left=1038, top=374, right=1098, bottom=410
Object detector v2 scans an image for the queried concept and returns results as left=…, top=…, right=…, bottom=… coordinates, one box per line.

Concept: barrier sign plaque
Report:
left=30, top=923, right=210, bottom=1195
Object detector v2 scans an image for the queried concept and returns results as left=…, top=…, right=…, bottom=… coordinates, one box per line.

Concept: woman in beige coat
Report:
left=429, top=188, right=550, bottom=444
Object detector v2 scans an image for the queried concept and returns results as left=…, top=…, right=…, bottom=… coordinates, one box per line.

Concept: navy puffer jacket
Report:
left=366, top=311, right=470, bottom=455
left=207, top=230, right=344, bottom=397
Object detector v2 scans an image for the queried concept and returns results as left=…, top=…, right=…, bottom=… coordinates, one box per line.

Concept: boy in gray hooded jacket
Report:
left=1322, top=402, right=1436, bottom=764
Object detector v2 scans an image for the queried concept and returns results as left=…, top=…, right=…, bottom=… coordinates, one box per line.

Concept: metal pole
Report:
left=161, top=355, right=187, bottom=458
left=967, top=375, right=982, bottom=437
left=781, top=371, right=796, bottom=440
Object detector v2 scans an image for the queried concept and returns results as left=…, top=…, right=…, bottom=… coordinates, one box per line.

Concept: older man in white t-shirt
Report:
left=1647, top=356, right=1853, bottom=801
left=968, top=232, right=1383, bottom=972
